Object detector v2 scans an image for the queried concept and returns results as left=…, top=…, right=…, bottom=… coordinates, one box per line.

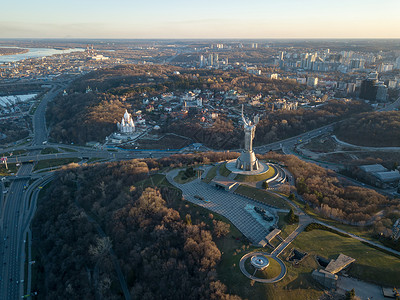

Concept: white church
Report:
left=117, top=109, right=135, bottom=134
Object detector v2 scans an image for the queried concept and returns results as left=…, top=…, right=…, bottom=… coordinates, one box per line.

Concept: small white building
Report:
left=117, top=110, right=135, bottom=134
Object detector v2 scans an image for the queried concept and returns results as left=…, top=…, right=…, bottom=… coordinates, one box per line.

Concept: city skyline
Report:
left=1, top=0, right=400, bottom=39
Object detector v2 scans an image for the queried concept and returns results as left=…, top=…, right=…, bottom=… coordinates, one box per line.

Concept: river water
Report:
left=0, top=47, right=84, bottom=63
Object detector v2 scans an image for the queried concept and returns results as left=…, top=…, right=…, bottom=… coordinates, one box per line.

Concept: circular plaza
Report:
left=239, top=252, right=287, bottom=283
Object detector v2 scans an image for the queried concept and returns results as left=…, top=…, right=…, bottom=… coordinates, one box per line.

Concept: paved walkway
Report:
left=271, top=220, right=311, bottom=257
left=166, top=168, right=281, bottom=245
left=336, top=276, right=383, bottom=300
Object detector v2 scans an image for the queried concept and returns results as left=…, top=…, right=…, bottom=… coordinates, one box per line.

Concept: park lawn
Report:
left=173, top=170, right=200, bottom=184
left=0, top=163, right=19, bottom=176
left=219, top=162, right=231, bottom=177
left=135, top=174, right=176, bottom=190
left=0, top=149, right=27, bottom=156
left=290, top=229, right=400, bottom=287
left=135, top=173, right=324, bottom=299
left=33, top=158, right=81, bottom=171
left=218, top=241, right=324, bottom=300
left=59, top=147, right=78, bottom=152
left=235, top=185, right=291, bottom=210
left=203, top=165, right=218, bottom=183
left=244, top=257, right=282, bottom=279
left=135, top=134, right=191, bottom=150
left=277, top=212, right=299, bottom=239
left=40, top=147, right=60, bottom=154
left=87, top=157, right=105, bottom=163
left=235, top=164, right=276, bottom=182
left=302, top=136, right=337, bottom=153
left=294, top=197, right=380, bottom=242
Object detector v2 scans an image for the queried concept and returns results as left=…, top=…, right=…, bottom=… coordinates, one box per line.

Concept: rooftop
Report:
left=359, top=164, right=387, bottom=173
left=325, top=254, right=355, bottom=274
left=374, top=170, right=400, bottom=182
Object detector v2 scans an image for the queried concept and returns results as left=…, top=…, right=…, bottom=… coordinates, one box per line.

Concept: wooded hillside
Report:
left=334, top=111, right=400, bottom=147
left=32, top=157, right=241, bottom=299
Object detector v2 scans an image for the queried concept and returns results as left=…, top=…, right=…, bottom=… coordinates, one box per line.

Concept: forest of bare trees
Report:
left=167, top=100, right=370, bottom=149
left=335, top=111, right=400, bottom=147
left=261, top=152, right=400, bottom=230
left=32, top=157, right=241, bottom=299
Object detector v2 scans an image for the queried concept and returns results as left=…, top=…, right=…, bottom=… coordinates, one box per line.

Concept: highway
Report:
left=0, top=163, right=32, bottom=300
left=0, top=81, right=66, bottom=299
left=32, top=84, right=66, bottom=146
left=0, top=81, right=398, bottom=299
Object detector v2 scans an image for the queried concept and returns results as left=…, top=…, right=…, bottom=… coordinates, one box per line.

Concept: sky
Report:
left=1, top=0, right=400, bottom=39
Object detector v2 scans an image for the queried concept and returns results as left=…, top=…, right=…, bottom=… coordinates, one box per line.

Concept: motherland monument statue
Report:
left=236, top=105, right=260, bottom=171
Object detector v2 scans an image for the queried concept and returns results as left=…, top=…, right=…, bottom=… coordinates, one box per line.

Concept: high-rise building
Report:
left=395, top=57, right=400, bottom=69
left=360, top=75, right=379, bottom=101
left=377, top=63, right=394, bottom=73
left=350, top=59, right=365, bottom=70
left=208, top=54, right=213, bottom=66
left=376, top=82, right=388, bottom=102
left=199, top=55, right=205, bottom=67
left=307, top=77, right=318, bottom=87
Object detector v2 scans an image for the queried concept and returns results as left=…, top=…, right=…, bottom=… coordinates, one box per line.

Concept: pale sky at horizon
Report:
left=1, top=0, right=400, bottom=39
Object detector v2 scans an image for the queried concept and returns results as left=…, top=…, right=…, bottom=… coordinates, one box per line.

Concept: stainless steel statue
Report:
left=236, top=105, right=260, bottom=171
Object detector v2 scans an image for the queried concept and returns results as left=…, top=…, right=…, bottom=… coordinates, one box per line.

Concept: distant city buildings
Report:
left=307, top=77, right=318, bottom=87
left=359, top=73, right=388, bottom=102
left=377, top=63, right=393, bottom=73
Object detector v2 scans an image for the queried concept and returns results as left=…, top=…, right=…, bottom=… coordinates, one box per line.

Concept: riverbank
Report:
left=0, top=47, right=29, bottom=56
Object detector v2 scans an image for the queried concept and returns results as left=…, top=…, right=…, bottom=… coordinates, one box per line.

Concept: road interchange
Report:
left=0, top=83, right=399, bottom=299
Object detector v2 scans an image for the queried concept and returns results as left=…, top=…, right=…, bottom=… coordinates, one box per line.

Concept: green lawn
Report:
left=235, top=185, right=291, bottom=210
left=244, top=256, right=282, bottom=279
left=290, top=229, right=400, bottom=287
left=219, top=162, right=231, bottom=177
left=87, top=157, right=105, bottom=163
left=59, top=147, right=78, bottom=152
left=292, top=197, right=382, bottom=243
left=173, top=170, right=201, bottom=184
left=40, top=147, right=60, bottom=154
left=218, top=242, right=324, bottom=300
left=203, top=165, right=218, bottom=183
left=0, top=163, right=19, bottom=176
left=33, top=158, right=81, bottom=171
left=277, top=212, right=298, bottom=239
left=0, top=149, right=27, bottom=156
left=235, top=164, right=276, bottom=182
left=135, top=174, right=176, bottom=190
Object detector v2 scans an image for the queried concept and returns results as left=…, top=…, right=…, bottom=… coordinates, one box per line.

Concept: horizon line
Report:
left=1, top=37, right=400, bottom=41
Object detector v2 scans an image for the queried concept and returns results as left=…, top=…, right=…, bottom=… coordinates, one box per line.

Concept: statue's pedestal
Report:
left=236, top=150, right=259, bottom=171
left=226, top=159, right=269, bottom=176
